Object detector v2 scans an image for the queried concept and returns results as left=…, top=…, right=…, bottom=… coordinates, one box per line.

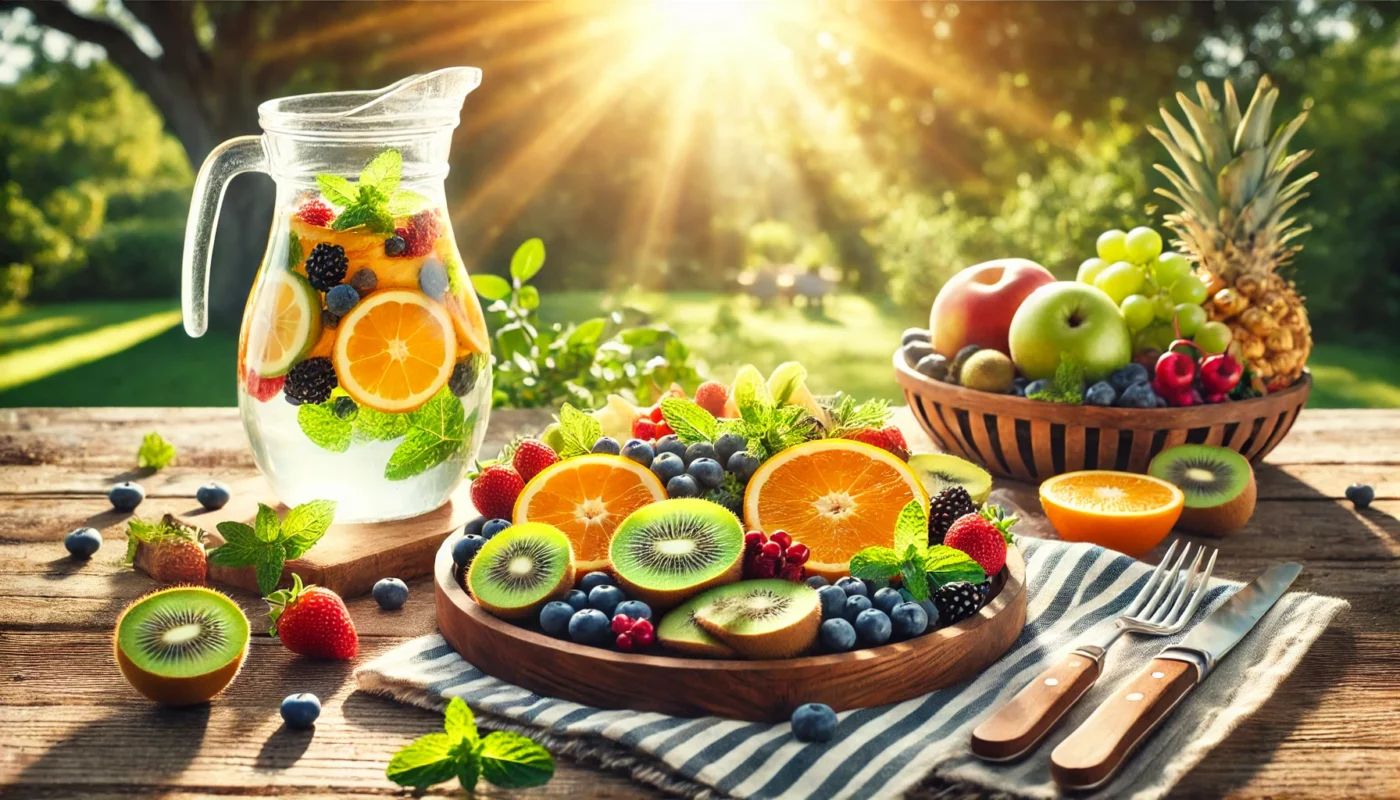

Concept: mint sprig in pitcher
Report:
left=181, top=68, right=492, bottom=522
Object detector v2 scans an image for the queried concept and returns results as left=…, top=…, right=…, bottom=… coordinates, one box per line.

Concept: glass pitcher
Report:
left=182, top=68, right=492, bottom=523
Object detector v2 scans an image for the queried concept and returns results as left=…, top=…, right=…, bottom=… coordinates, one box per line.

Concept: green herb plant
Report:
left=848, top=500, right=986, bottom=600
left=386, top=696, right=554, bottom=793
left=1027, top=355, right=1086, bottom=404
left=136, top=431, right=176, bottom=470
left=316, top=148, right=430, bottom=235
left=206, top=499, right=337, bottom=595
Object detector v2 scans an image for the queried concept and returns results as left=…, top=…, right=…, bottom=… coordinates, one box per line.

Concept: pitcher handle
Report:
left=181, top=136, right=269, bottom=337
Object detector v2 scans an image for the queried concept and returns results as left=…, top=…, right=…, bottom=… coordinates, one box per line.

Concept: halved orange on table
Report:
left=333, top=289, right=457, bottom=413
left=513, top=455, right=667, bottom=573
left=743, top=440, right=929, bottom=581
left=1039, top=471, right=1184, bottom=557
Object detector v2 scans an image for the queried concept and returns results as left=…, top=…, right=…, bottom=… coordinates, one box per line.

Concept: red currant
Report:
left=611, top=614, right=632, bottom=634
left=616, top=633, right=634, bottom=650
left=778, top=563, right=804, bottom=582
left=786, top=543, right=810, bottom=565
left=771, top=530, right=792, bottom=550
left=761, top=541, right=783, bottom=559
left=634, top=627, right=655, bottom=647
left=632, top=618, right=654, bottom=637
left=744, top=530, right=766, bottom=548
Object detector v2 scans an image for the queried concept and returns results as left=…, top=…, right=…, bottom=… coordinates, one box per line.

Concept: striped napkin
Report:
left=355, top=538, right=1345, bottom=799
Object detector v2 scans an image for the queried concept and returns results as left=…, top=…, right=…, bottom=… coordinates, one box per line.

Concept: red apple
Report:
left=930, top=259, right=1056, bottom=358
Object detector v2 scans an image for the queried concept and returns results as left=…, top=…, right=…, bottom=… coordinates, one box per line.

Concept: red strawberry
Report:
left=653, top=421, right=675, bottom=439
left=648, top=405, right=665, bottom=423
left=694, top=381, right=729, bottom=417
left=244, top=368, right=285, bottom=403
left=879, top=427, right=911, bottom=461
left=296, top=200, right=335, bottom=227
left=843, top=428, right=888, bottom=450
left=396, top=210, right=441, bottom=257
left=132, top=516, right=207, bottom=585
left=267, top=575, right=358, bottom=660
left=471, top=464, right=525, bottom=519
left=632, top=417, right=657, bottom=440
left=511, top=439, right=560, bottom=484
left=943, top=506, right=1017, bottom=576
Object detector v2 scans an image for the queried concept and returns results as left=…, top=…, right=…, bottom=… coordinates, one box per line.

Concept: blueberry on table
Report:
left=588, top=584, right=625, bottom=616
left=578, top=571, right=614, bottom=593
left=539, top=601, right=576, bottom=637
left=817, top=585, right=846, bottom=620
left=871, top=587, right=902, bottom=616
left=281, top=693, right=321, bottom=729
left=713, top=433, right=747, bottom=466
left=564, top=589, right=589, bottom=611
left=687, top=458, right=725, bottom=490
left=842, top=594, right=872, bottom=623
left=614, top=599, right=652, bottom=621
left=666, top=474, right=700, bottom=499
left=834, top=576, right=868, bottom=598
left=481, top=518, right=511, bottom=540
left=64, top=527, right=102, bottom=559
left=452, top=534, right=485, bottom=569
left=195, top=481, right=231, bottom=511
left=791, top=703, right=838, bottom=743
left=890, top=602, right=930, bottom=639
left=591, top=437, right=622, bottom=456
left=684, top=441, right=717, bottom=466
left=651, top=452, right=686, bottom=485
left=372, top=578, right=409, bottom=610
left=621, top=439, right=654, bottom=468
left=1346, top=484, right=1375, bottom=509
left=108, top=481, right=145, bottom=512
left=568, top=608, right=613, bottom=646
left=819, top=618, right=857, bottom=652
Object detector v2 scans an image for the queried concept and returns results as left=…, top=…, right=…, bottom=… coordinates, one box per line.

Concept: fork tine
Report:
left=1125, top=540, right=1178, bottom=617
left=1138, top=542, right=1192, bottom=621
left=1173, top=548, right=1218, bottom=627
left=1152, top=545, right=1205, bottom=625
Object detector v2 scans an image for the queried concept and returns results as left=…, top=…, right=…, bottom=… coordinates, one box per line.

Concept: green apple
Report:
left=1008, top=282, right=1133, bottom=382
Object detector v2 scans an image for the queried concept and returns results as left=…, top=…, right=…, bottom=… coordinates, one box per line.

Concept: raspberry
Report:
left=396, top=210, right=442, bottom=257
left=694, top=381, right=729, bottom=417
left=653, top=421, right=675, bottom=439
left=296, top=200, right=335, bottom=227
left=632, top=417, right=657, bottom=440
left=741, top=529, right=809, bottom=582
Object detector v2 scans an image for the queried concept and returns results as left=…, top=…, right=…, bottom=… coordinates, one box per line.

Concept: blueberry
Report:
left=321, top=309, right=341, bottom=329
left=1119, top=382, right=1160, bottom=409
left=890, top=602, right=930, bottom=639
left=588, top=584, right=625, bottom=616
left=195, top=481, right=231, bottom=511
left=835, top=576, right=868, bottom=598
left=453, top=534, right=486, bottom=568
left=64, top=527, right=101, bottom=559
left=1011, top=377, right=1029, bottom=397
left=621, top=439, right=654, bottom=468
left=1155, top=393, right=1170, bottom=408
left=819, top=618, right=857, bottom=652
left=564, top=589, right=589, bottom=610
left=591, top=436, right=621, bottom=455
left=915, top=354, right=950, bottom=381
left=805, top=575, right=830, bottom=590
left=348, top=268, right=378, bottom=294
left=862, top=578, right=886, bottom=596
left=280, top=693, right=321, bottom=729
left=713, top=433, right=747, bottom=466
left=332, top=396, right=358, bottom=420
left=568, top=608, right=613, bottom=646
left=463, top=516, right=488, bottom=538
left=1346, top=484, right=1375, bottom=509
left=651, top=452, right=686, bottom=484
left=817, top=585, right=847, bottom=620
left=687, top=458, right=724, bottom=490
left=791, top=703, right=838, bottom=743
left=539, top=601, right=576, bottom=637
left=614, top=599, right=652, bottom=621
left=108, top=481, right=144, bottom=512
left=667, top=474, right=700, bottom=498
left=854, top=608, right=892, bottom=646
left=418, top=258, right=449, bottom=298
left=384, top=235, right=407, bottom=256
left=916, top=598, right=940, bottom=629
left=1085, top=381, right=1117, bottom=407
left=842, top=594, right=872, bottom=623
left=481, top=518, right=511, bottom=540
left=371, top=577, right=409, bottom=610
left=727, top=452, right=760, bottom=483
left=655, top=435, right=687, bottom=460
left=684, top=442, right=717, bottom=465
left=1109, top=363, right=1151, bottom=393
left=1024, top=379, right=1051, bottom=400
left=579, top=572, right=615, bottom=592
left=326, top=284, right=360, bottom=315
left=871, top=587, right=902, bottom=616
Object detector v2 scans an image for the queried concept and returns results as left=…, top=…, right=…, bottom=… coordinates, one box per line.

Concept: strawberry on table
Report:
left=470, top=463, right=525, bottom=520
left=266, top=574, right=359, bottom=660
left=943, top=506, right=1017, bottom=576
left=511, top=439, right=560, bottom=484
left=129, top=514, right=207, bottom=585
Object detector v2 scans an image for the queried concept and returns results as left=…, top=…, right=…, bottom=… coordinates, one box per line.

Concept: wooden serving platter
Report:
left=434, top=533, right=1027, bottom=722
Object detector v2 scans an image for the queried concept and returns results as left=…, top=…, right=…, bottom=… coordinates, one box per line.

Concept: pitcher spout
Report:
left=259, top=66, right=482, bottom=136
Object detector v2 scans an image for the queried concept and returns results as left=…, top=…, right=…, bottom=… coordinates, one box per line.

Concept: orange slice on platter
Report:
left=333, top=289, right=456, bottom=413
left=742, top=439, right=929, bottom=581
left=246, top=270, right=321, bottom=377
left=1039, top=471, right=1184, bottom=557
left=513, top=455, right=667, bottom=573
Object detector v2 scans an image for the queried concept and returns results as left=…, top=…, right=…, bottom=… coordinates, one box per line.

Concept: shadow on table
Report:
left=13, top=705, right=209, bottom=788
left=255, top=726, right=315, bottom=771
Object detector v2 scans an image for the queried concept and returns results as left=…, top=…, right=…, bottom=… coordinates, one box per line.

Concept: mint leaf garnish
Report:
left=360, top=148, right=402, bottom=194
left=731, top=365, right=773, bottom=428
left=893, top=500, right=927, bottom=554
left=386, top=189, right=431, bottom=217
left=136, top=431, right=176, bottom=470
left=354, top=406, right=411, bottom=441
left=255, top=541, right=287, bottom=597
left=385, top=389, right=475, bottom=481
left=205, top=500, right=338, bottom=595
left=287, top=232, right=303, bottom=269
left=901, top=559, right=930, bottom=600
left=660, top=397, right=717, bottom=444
left=444, top=697, right=479, bottom=747
left=387, top=697, right=553, bottom=793
left=479, top=731, right=555, bottom=789
left=316, top=174, right=357, bottom=206
left=922, top=545, right=986, bottom=588
left=208, top=522, right=259, bottom=567
left=556, top=403, right=602, bottom=458
left=330, top=202, right=393, bottom=234
left=1028, top=355, right=1086, bottom=404
left=849, top=546, right=901, bottom=581
left=298, top=402, right=352, bottom=453
left=315, top=148, right=429, bottom=236
left=849, top=503, right=985, bottom=601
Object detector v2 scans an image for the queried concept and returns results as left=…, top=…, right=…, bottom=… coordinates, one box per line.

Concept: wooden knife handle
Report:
left=971, top=651, right=1101, bottom=762
left=1050, top=657, right=1197, bottom=791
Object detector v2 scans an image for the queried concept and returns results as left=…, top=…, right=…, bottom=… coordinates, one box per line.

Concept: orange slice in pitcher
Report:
left=247, top=270, right=321, bottom=377
left=1039, top=471, right=1184, bottom=557
left=513, top=455, right=667, bottom=573
left=333, top=289, right=456, bottom=413
left=743, top=439, right=929, bottom=581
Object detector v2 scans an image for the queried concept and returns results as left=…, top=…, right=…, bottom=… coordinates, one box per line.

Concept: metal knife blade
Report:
left=1158, top=562, right=1301, bottom=679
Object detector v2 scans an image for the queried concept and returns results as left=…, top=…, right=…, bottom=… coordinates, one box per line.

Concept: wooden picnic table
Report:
left=2, top=406, right=1397, bottom=799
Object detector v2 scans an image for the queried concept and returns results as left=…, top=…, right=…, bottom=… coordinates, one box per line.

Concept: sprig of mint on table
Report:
left=848, top=500, right=986, bottom=600
left=315, top=148, right=430, bottom=235
left=136, top=431, right=176, bottom=470
left=206, top=499, right=337, bottom=595
left=386, top=696, right=554, bottom=792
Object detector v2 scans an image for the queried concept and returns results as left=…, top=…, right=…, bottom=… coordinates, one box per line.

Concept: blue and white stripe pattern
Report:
left=356, top=538, right=1344, bottom=800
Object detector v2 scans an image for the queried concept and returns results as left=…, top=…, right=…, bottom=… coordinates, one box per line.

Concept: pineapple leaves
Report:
left=1265, top=111, right=1309, bottom=169
left=1234, top=80, right=1279, bottom=155
left=1222, top=79, right=1243, bottom=135
left=1176, top=91, right=1232, bottom=174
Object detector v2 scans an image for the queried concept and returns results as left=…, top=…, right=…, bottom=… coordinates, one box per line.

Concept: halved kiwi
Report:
left=693, top=580, right=821, bottom=659
left=609, top=499, right=744, bottom=611
left=1149, top=444, right=1257, bottom=536
left=468, top=523, right=575, bottom=620
left=114, top=586, right=250, bottom=705
left=656, top=592, right=739, bottom=659
left=908, top=453, right=993, bottom=505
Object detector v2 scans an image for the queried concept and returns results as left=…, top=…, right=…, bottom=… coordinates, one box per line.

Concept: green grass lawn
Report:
left=2, top=294, right=1395, bottom=409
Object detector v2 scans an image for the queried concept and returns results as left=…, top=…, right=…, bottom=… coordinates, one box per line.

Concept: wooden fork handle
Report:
left=1050, top=658, right=1197, bottom=791
left=971, top=652, right=1101, bottom=762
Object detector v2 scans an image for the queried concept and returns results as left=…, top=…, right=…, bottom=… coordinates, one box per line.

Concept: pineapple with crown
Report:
left=1148, top=75, right=1316, bottom=391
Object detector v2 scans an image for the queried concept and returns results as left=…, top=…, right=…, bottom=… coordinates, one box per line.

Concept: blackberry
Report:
left=933, top=581, right=982, bottom=625
left=304, top=243, right=349, bottom=291
left=973, top=580, right=992, bottom=609
left=284, top=357, right=337, bottom=405
left=449, top=353, right=485, bottom=397
left=928, top=486, right=975, bottom=545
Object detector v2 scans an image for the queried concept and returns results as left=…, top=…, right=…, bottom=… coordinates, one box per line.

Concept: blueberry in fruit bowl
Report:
left=372, top=578, right=409, bottom=610
left=687, top=458, right=724, bottom=490
left=325, top=283, right=359, bottom=316
left=842, top=594, right=872, bottom=623
left=1119, top=382, right=1160, bottom=409
left=684, top=441, right=717, bottom=466
left=651, top=452, right=686, bottom=484
left=915, top=354, right=949, bottom=381
left=568, top=608, right=613, bottom=646
left=1109, top=363, right=1151, bottom=393
left=588, top=584, right=625, bottom=616
left=1346, top=484, right=1375, bottom=509
left=565, top=589, right=589, bottom=610
left=835, top=576, right=867, bottom=598
left=281, top=693, right=321, bottom=730
left=871, top=587, right=902, bottom=616
left=666, top=474, right=700, bottom=498
left=614, top=599, right=652, bottom=621
left=1011, top=377, right=1029, bottom=397
left=108, top=481, right=145, bottom=512
left=805, top=575, right=830, bottom=589
left=1023, top=379, right=1050, bottom=400
left=64, top=527, right=102, bottom=559
left=1085, top=381, right=1117, bottom=407
left=481, top=518, right=511, bottom=540
left=854, top=608, right=892, bottom=646
left=655, top=435, right=687, bottom=460
left=817, top=585, right=846, bottom=620
left=916, top=598, right=940, bottom=629
left=592, top=436, right=622, bottom=456
left=621, top=439, right=654, bottom=468
left=791, top=703, right=838, bottom=743
left=579, top=571, right=614, bottom=593
left=727, top=452, right=759, bottom=483
left=452, top=534, right=485, bottom=569
left=463, top=516, right=488, bottom=538
left=196, top=481, right=231, bottom=511
left=819, top=618, right=857, bottom=652
left=890, top=602, right=929, bottom=639
left=539, top=601, right=575, bottom=637
left=713, top=432, right=747, bottom=466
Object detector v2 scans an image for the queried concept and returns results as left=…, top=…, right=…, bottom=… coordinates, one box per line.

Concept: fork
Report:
left=970, top=541, right=1218, bottom=762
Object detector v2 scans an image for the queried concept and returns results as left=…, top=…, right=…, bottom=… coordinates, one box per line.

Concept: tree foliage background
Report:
left=1, top=0, right=1397, bottom=344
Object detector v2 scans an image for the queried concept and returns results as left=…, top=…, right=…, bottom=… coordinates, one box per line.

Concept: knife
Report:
left=1049, top=562, right=1302, bottom=791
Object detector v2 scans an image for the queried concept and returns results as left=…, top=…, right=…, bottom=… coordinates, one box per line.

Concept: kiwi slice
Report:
left=909, top=453, right=993, bottom=505
left=468, top=523, right=575, bottom=620
left=114, top=586, right=250, bottom=705
left=693, top=580, right=821, bottom=659
left=656, top=592, right=739, bottom=659
left=609, top=499, right=744, bottom=611
left=1149, top=444, right=1257, bottom=537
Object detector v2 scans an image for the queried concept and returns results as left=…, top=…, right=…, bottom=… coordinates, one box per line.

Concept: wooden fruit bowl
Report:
left=434, top=534, right=1027, bottom=722
left=894, top=352, right=1311, bottom=483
